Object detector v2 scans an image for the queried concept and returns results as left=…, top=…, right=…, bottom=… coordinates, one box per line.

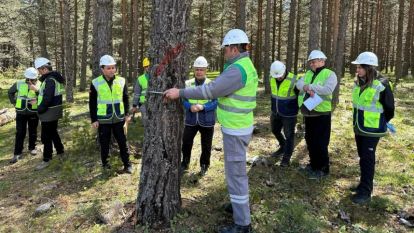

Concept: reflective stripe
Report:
left=218, top=103, right=254, bottom=114
left=98, top=100, right=122, bottom=104
left=271, top=95, right=296, bottom=100
left=230, top=194, right=249, bottom=199
left=353, top=104, right=384, bottom=113
left=222, top=126, right=254, bottom=136
left=227, top=93, right=256, bottom=102
left=286, top=75, right=297, bottom=96
left=230, top=194, right=249, bottom=204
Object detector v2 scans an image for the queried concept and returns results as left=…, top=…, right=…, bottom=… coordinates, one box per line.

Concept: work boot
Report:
left=218, top=224, right=252, bottom=233
left=199, top=164, right=208, bottom=176
left=349, top=184, right=361, bottom=193
left=222, top=202, right=233, bottom=214
left=298, top=164, right=313, bottom=175
left=124, top=164, right=133, bottom=174
left=30, top=149, right=37, bottom=156
left=271, top=147, right=284, bottom=158
left=351, top=193, right=371, bottom=204
left=280, top=155, right=291, bottom=167
left=10, top=154, right=22, bottom=164
left=308, top=170, right=329, bottom=180
left=35, top=161, right=50, bottom=170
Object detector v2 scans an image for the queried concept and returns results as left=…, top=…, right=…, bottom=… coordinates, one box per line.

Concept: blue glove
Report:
left=386, top=122, right=396, bottom=134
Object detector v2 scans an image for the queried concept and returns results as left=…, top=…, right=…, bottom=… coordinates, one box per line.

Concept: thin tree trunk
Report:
left=79, top=0, right=91, bottom=91
left=197, top=3, right=205, bottom=54
left=271, top=0, right=277, bottom=61
left=73, top=0, right=78, bottom=87
left=92, top=0, right=114, bottom=78
left=59, top=0, right=65, bottom=76
left=293, top=0, right=301, bottom=74
left=128, top=0, right=135, bottom=82
left=136, top=0, right=192, bottom=227
left=38, top=0, right=49, bottom=57
left=402, top=0, right=414, bottom=77
left=264, top=0, right=272, bottom=94
left=61, top=0, right=74, bottom=103
left=235, top=0, right=246, bottom=30
left=308, top=0, right=321, bottom=55
left=321, top=0, right=327, bottom=52
left=332, top=0, right=351, bottom=109
left=121, top=0, right=128, bottom=79
left=277, top=0, right=282, bottom=60
left=286, top=0, right=296, bottom=72
left=395, top=0, right=405, bottom=84
left=139, top=0, right=145, bottom=70
left=132, top=0, right=140, bottom=79
left=255, top=0, right=263, bottom=78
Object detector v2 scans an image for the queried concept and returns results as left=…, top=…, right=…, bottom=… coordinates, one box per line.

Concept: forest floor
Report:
left=0, top=70, right=413, bottom=233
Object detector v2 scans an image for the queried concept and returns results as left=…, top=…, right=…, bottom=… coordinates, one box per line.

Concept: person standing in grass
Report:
left=350, top=51, right=395, bottom=204
left=8, top=67, right=40, bottom=163
left=180, top=56, right=217, bottom=176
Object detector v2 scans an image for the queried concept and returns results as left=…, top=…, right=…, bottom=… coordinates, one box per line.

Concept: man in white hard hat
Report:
left=296, top=50, right=338, bottom=179
left=132, top=57, right=151, bottom=127
left=164, top=29, right=257, bottom=233
left=34, top=57, right=65, bottom=170
left=269, top=61, right=299, bottom=167
left=181, top=56, right=217, bottom=176
left=8, top=67, right=40, bottom=163
left=89, top=55, right=132, bottom=174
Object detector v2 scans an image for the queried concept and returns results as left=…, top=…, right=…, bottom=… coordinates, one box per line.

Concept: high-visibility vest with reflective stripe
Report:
left=298, top=68, right=333, bottom=112
left=15, top=80, right=38, bottom=112
left=352, top=79, right=387, bottom=137
left=37, top=77, right=64, bottom=122
left=38, top=78, right=64, bottom=105
left=185, top=77, right=211, bottom=105
left=217, top=56, right=258, bottom=130
left=92, top=75, right=126, bottom=124
left=270, top=72, right=298, bottom=116
left=137, top=73, right=149, bottom=104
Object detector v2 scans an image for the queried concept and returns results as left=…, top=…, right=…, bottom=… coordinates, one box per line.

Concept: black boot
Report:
left=218, top=224, right=252, bottom=233
left=271, top=147, right=284, bottom=158
left=280, top=155, right=291, bottom=167
left=200, top=164, right=208, bottom=176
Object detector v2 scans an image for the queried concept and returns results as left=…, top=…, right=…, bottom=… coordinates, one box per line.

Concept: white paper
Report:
left=303, top=93, right=323, bottom=111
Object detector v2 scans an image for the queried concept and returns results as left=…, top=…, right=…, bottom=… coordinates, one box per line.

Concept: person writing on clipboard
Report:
left=296, top=50, right=338, bottom=179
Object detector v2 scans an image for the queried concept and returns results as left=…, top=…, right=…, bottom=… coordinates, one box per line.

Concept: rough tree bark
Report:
left=136, top=0, right=192, bottom=227
left=402, top=0, right=414, bottom=77
left=332, top=0, right=351, bottom=109
left=293, top=0, right=301, bottom=74
left=263, top=0, right=272, bottom=94
left=286, top=0, right=296, bottom=72
left=277, top=0, right=282, bottom=60
left=235, top=0, right=246, bottom=30
left=61, top=0, right=74, bottom=103
left=308, top=0, right=321, bottom=55
left=395, top=0, right=405, bottom=84
left=92, top=0, right=113, bottom=78
left=79, top=0, right=91, bottom=91
left=254, top=0, right=263, bottom=78
left=73, top=0, right=78, bottom=87
left=38, top=0, right=49, bottom=58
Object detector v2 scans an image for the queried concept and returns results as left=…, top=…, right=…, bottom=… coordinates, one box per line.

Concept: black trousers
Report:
left=304, top=114, right=331, bottom=173
left=270, top=113, right=297, bottom=157
left=98, top=121, right=130, bottom=167
left=41, top=120, right=64, bottom=162
left=14, top=113, right=39, bottom=155
left=355, top=134, right=380, bottom=196
left=181, top=125, right=214, bottom=168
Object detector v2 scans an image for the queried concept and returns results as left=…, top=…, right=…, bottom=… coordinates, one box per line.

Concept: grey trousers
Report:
left=139, top=105, right=148, bottom=128
left=223, top=132, right=252, bottom=226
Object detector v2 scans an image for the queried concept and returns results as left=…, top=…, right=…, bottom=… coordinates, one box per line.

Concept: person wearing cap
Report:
left=89, top=55, right=132, bottom=174
left=269, top=61, right=299, bottom=167
left=34, top=57, right=65, bottom=170
left=164, top=29, right=257, bottom=233
left=349, top=52, right=394, bottom=204
left=296, top=50, right=337, bottom=179
left=181, top=56, right=217, bottom=176
left=8, top=68, right=40, bottom=163
left=132, top=57, right=151, bottom=127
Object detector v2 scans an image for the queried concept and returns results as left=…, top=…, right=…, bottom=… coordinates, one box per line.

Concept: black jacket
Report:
left=377, top=75, right=395, bottom=122
left=37, top=71, right=65, bottom=115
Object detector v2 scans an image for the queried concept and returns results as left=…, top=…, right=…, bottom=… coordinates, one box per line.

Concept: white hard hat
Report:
left=34, top=57, right=51, bottom=69
left=99, top=55, right=116, bottom=66
left=193, top=56, right=208, bottom=68
left=351, top=51, right=378, bottom=66
left=221, top=29, right=250, bottom=48
left=269, top=61, right=286, bottom=78
left=24, top=67, right=38, bottom=79
left=307, top=50, right=327, bottom=61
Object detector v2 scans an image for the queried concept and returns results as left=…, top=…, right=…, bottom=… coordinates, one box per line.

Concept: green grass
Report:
left=0, top=71, right=413, bottom=232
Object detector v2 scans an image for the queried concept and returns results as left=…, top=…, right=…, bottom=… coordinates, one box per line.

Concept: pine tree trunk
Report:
left=332, top=0, right=351, bottom=109
left=402, top=0, right=414, bottom=77
left=59, top=0, right=65, bottom=75
left=263, top=0, right=272, bottom=94
left=308, top=0, right=320, bottom=56
left=277, top=0, right=282, bottom=60
left=73, top=0, right=78, bottom=87
left=321, top=0, right=327, bottom=52
left=136, top=0, right=192, bottom=227
left=79, top=0, right=91, bottom=91
left=395, top=0, right=405, bottom=84
left=255, top=0, right=263, bottom=78
left=132, top=0, right=140, bottom=80
left=139, top=0, right=145, bottom=70
left=235, top=0, right=246, bottom=30
left=61, top=0, right=74, bottom=103
left=285, top=0, right=296, bottom=72
left=38, top=0, right=49, bottom=58
left=121, top=0, right=128, bottom=80
left=271, top=0, right=277, bottom=61
left=92, top=0, right=113, bottom=78
left=293, top=0, right=301, bottom=74
left=197, top=3, right=205, bottom=54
